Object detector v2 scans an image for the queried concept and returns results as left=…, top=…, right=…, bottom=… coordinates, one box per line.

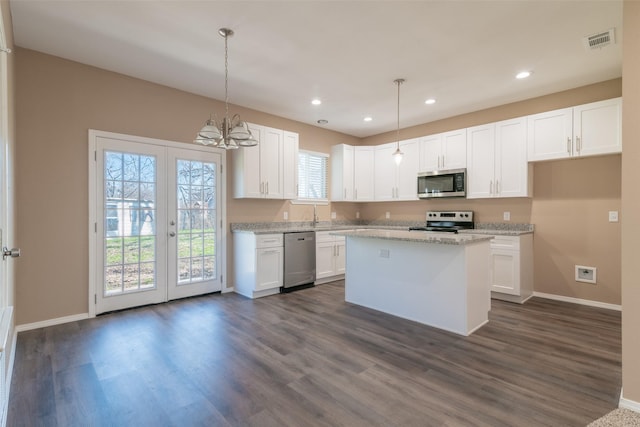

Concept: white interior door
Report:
left=167, top=148, right=222, bottom=299
left=91, top=133, right=225, bottom=315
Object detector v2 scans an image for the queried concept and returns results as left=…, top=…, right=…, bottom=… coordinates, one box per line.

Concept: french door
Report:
left=91, top=132, right=224, bottom=315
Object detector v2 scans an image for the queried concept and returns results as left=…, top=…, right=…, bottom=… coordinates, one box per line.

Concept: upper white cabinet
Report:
left=527, top=97, right=621, bottom=162
left=233, top=124, right=298, bottom=199
left=374, top=139, right=419, bottom=201
left=331, top=144, right=355, bottom=201
left=283, top=131, right=299, bottom=199
left=466, top=117, right=531, bottom=199
left=418, top=129, right=466, bottom=172
left=354, top=146, right=375, bottom=201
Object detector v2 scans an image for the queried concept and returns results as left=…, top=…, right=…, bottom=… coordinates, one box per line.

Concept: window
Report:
left=297, top=150, right=328, bottom=202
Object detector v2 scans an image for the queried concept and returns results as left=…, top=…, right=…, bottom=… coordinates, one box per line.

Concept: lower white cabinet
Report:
left=489, top=234, right=533, bottom=304
left=234, top=233, right=283, bottom=298
left=315, top=231, right=347, bottom=283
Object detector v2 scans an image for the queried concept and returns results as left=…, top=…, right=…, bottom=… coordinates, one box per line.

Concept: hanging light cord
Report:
left=396, top=80, right=400, bottom=147
left=224, top=31, right=229, bottom=127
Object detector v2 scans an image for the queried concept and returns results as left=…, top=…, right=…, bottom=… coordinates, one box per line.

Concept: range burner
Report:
left=409, top=211, right=474, bottom=233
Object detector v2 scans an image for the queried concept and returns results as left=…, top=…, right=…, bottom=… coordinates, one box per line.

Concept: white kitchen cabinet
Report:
left=234, top=233, right=283, bottom=298
left=374, top=139, right=419, bottom=201
left=315, top=231, right=347, bottom=283
left=418, top=129, right=467, bottom=172
left=331, top=144, right=374, bottom=202
left=527, top=97, right=621, bottom=162
left=283, top=131, right=299, bottom=199
left=354, top=146, right=375, bottom=201
left=466, top=118, right=531, bottom=199
left=233, top=124, right=298, bottom=199
left=490, top=234, right=533, bottom=304
left=331, top=144, right=355, bottom=201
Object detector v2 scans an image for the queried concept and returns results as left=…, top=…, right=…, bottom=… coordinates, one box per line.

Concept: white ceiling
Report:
left=9, top=0, right=623, bottom=138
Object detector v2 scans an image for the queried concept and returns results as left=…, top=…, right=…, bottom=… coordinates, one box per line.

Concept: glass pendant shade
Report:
left=194, top=118, right=222, bottom=145
left=393, top=147, right=404, bottom=165
left=229, top=119, right=259, bottom=146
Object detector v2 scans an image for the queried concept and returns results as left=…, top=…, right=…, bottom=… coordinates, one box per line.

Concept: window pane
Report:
left=298, top=151, right=328, bottom=200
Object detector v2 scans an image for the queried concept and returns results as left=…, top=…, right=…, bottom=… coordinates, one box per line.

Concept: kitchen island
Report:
left=332, top=229, right=493, bottom=336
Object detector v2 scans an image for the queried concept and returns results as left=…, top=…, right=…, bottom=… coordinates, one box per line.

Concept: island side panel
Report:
left=464, top=241, right=491, bottom=334
left=344, top=236, right=472, bottom=335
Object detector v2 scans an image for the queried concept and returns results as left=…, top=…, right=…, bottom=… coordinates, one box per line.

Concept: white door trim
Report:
left=88, top=130, right=228, bottom=318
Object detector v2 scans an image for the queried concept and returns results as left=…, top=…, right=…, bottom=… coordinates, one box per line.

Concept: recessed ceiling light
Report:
left=425, top=98, right=436, bottom=105
left=311, top=99, right=322, bottom=105
left=317, top=119, right=328, bottom=125
left=516, top=71, right=532, bottom=79
left=364, top=116, right=373, bottom=122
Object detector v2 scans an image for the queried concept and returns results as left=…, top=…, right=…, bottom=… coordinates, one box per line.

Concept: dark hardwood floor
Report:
left=8, top=281, right=621, bottom=426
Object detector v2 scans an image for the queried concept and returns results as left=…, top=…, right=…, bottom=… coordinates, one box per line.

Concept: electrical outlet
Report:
left=385, top=212, right=390, bottom=219
left=356, top=211, right=360, bottom=219
left=503, top=211, right=511, bottom=221
left=331, top=211, right=337, bottom=219
left=379, top=249, right=390, bottom=258
left=283, top=211, right=288, bottom=220
left=575, top=265, right=597, bottom=284
left=608, top=211, right=619, bottom=222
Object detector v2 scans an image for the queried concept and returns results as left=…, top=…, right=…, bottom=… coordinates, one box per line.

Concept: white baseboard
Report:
left=15, top=313, right=90, bottom=333
left=620, top=393, right=640, bottom=412
left=532, top=292, right=621, bottom=311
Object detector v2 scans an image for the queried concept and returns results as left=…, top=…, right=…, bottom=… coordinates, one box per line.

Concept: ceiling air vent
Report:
left=583, top=28, right=616, bottom=50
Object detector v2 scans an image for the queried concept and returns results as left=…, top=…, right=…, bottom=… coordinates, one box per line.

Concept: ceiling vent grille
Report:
left=583, top=28, right=615, bottom=50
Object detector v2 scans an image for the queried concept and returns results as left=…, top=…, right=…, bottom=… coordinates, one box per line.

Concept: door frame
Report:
left=88, top=130, right=228, bottom=318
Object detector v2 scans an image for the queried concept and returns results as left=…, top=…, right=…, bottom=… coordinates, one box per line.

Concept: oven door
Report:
left=417, top=169, right=466, bottom=198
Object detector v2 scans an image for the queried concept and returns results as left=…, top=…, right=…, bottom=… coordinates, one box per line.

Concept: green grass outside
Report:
left=106, top=230, right=215, bottom=265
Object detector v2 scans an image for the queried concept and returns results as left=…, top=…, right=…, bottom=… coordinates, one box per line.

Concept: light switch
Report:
left=356, top=211, right=360, bottom=219
left=283, top=211, right=288, bottom=220
left=331, top=211, right=337, bottom=219
left=608, top=211, right=619, bottom=222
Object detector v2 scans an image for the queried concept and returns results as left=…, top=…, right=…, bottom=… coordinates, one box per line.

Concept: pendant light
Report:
left=194, top=28, right=258, bottom=149
left=392, top=78, right=405, bottom=165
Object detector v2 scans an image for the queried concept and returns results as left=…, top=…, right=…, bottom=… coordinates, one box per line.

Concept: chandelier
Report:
left=194, top=28, right=258, bottom=149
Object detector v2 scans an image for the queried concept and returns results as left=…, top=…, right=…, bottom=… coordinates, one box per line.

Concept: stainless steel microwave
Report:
left=417, top=168, right=466, bottom=199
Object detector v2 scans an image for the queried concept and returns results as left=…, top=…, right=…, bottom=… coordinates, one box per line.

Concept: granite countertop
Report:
left=230, top=221, right=534, bottom=236
left=331, top=229, right=494, bottom=246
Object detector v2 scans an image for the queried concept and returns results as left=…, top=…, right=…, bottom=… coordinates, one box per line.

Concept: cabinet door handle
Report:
left=490, top=180, right=493, bottom=194
left=336, top=245, right=339, bottom=256
left=576, top=136, right=581, bottom=153
left=496, top=180, right=500, bottom=195
left=344, top=188, right=346, bottom=199
left=355, top=189, right=358, bottom=199
left=334, top=245, right=337, bottom=256
left=567, top=137, right=571, bottom=154
left=266, top=181, right=269, bottom=194
left=441, top=155, right=445, bottom=168
left=261, top=249, right=279, bottom=254
left=260, top=182, right=264, bottom=194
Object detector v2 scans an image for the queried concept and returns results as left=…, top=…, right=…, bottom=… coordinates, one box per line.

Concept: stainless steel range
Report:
left=409, top=211, right=474, bottom=234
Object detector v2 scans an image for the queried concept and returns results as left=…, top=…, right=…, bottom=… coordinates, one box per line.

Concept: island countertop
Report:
left=331, top=229, right=494, bottom=245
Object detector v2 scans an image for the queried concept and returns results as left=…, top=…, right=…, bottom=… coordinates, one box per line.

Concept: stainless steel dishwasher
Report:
left=283, top=231, right=316, bottom=292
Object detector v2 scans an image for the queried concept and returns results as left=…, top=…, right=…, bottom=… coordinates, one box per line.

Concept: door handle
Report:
left=2, top=247, right=20, bottom=260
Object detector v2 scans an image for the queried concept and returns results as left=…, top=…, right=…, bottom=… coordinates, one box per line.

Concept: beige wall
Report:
left=621, top=0, right=640, bottom=405
left=15, top=48, right=359, bottom=325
